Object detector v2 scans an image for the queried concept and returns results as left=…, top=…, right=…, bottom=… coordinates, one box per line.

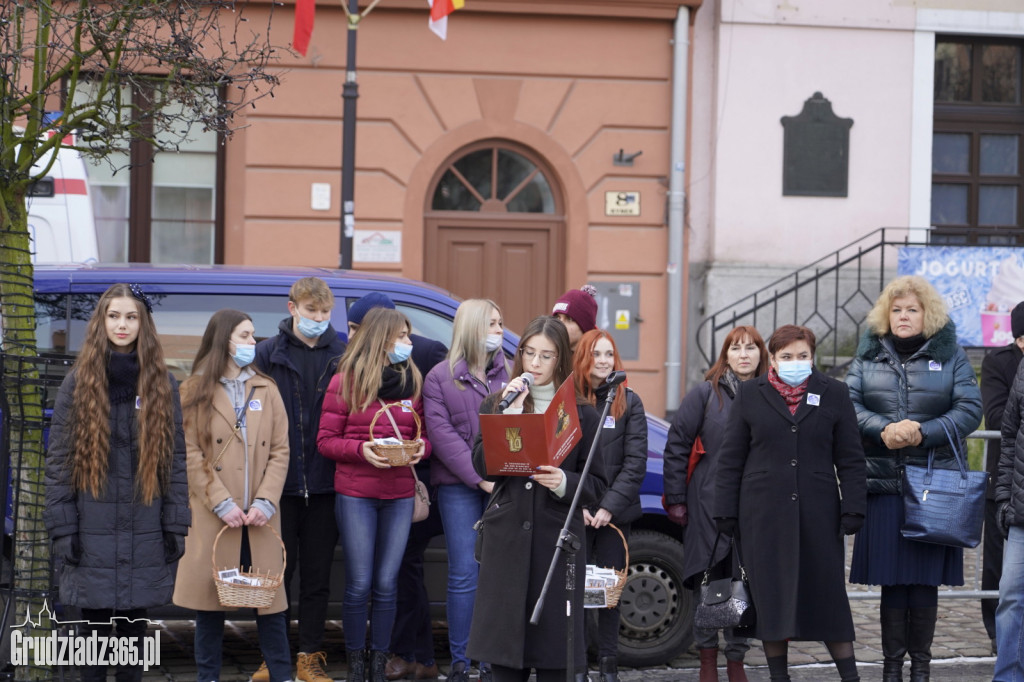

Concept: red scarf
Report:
left=767, top=367, right=808, bottom=415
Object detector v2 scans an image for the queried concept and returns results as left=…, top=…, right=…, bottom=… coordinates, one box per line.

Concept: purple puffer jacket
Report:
left=423, top=357, right=510, bottom=487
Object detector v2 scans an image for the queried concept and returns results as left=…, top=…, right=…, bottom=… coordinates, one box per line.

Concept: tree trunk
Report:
left=1, top=184, right=52, bottom=681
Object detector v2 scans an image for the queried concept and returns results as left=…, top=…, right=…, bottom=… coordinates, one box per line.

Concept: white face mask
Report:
left=484, top=334, right=503, bottom=352
left=776, top=360, right=812, bottom=387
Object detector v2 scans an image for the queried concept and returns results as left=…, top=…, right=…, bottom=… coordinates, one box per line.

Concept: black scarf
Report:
left=379, top=363, right=416, bottom=401
left=107, top=351, right=140, bottom=404
left=594, top=381, right=612, bottom=406
left=890, top=332, right=927, bottom=360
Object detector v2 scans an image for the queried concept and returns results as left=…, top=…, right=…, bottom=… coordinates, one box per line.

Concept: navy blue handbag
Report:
left=900, top=417, right=987, bottom=548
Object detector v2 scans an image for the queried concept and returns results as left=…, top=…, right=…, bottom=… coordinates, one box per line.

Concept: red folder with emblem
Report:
left=479, top=374, right=583, bottom=476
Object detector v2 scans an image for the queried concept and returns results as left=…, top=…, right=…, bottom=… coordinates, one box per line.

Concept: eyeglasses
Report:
left=520, top=347, right=558, bottom=363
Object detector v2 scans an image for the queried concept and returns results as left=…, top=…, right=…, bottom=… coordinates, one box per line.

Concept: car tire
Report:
left=616, top=529, right=692, bottom=668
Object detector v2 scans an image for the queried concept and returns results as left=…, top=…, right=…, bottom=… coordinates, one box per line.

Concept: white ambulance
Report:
left=23, top=131, right=100, bottom=263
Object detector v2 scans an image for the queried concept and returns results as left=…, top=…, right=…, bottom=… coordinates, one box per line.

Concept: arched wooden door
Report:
left=424, top=142, right=565, bottom=335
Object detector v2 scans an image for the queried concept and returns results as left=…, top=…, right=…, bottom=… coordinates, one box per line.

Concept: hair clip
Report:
left=128, top=283, right=153, bottom=314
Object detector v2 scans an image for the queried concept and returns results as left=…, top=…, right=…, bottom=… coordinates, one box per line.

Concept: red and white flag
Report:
left=428, top=0, right=465, bottom=40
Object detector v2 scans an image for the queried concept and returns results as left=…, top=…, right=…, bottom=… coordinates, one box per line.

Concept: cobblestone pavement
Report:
left=114, top=545, right=999, bottom=681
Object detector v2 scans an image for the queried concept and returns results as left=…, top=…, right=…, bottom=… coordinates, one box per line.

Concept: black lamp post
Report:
left=339, top=0, right=360, bottom=270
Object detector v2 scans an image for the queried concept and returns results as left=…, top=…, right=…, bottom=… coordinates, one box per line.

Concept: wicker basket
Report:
left=602, top=523, right=629, bottom=609
left=368, top=402, right=423, bottom=466
left=212, top=524, right=286, bottom=609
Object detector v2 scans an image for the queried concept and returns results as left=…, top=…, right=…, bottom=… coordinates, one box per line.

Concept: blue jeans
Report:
left=437, top=483, right=489, bottom=666
left=336, top=493, right=414, bottom=651
left=995, top=525, right=1024, bottom=681
left=195, top=610, right=290, bottom=681
left=194, top=527, right=291, bottom=682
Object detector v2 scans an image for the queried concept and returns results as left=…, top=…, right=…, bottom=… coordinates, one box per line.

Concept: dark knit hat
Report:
left=552, top=284, right=598, bottom=333
left=348, top=292, right=395, bottom=325
left=1012, top=300, right=1024, bottom=339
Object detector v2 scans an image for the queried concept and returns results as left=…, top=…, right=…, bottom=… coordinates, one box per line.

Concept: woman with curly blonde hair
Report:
left=44, top=283, right=189, bottom=682
left=847, top=275, right=982, bottom=682
left=173, top=309, right=292, bottom=682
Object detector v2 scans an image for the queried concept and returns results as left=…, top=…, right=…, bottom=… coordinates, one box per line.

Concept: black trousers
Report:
left=584, top=522, right=630, bottom=658
left=983, top=497, right=1005, bottom=641
left=281, top=493, right=339, bottom=653
left=389, top=482, right=444, bottom=662
left=78, top=607, right=148, bottom=682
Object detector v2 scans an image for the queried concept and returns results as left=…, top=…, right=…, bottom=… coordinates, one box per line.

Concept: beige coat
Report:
left=172, top=373, right=290, bottom=614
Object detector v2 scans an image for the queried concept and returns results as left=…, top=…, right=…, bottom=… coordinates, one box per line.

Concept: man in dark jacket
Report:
left=994, top=341, right=1024, bottom=681
left=981, top=301, right=1024, bottom=653
left=345, top=292, right=449, bottom=680
left=252, top=277, right=346, bottom=682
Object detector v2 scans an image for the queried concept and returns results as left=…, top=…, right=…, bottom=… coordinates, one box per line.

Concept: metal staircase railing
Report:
left=694, top=226, right=930, bottom=376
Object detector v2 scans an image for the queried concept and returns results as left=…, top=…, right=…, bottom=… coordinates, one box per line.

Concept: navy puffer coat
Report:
left=846, top=321, right=983, bottom=495
left=44, top=370, right=190, bottom=610
left=996, top=360, right=1024, bottom=526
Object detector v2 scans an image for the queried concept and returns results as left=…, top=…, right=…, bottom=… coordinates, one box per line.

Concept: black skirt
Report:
left=849, top=493, right=964, bottom=587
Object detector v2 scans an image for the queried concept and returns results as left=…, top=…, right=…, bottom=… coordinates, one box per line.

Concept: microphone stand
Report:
left=529, top=370, right=626, bottom=682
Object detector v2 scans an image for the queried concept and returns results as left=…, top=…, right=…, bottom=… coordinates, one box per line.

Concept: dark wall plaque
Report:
left=781, top=92, right=854, bottom=197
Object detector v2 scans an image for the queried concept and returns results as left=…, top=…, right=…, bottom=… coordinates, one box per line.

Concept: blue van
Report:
left=5, top=263, right=690, bottom=666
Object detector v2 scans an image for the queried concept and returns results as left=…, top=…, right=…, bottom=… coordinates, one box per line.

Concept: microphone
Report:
left=605, top=370, right=627, bottom=386
left=498, top=372, right=535, bottom=411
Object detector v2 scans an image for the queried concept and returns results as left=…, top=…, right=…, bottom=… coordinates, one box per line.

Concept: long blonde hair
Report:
left=447, top=298, right=509, bottom=383
left=338, top=307, right=422, bottom=411
left=866, top=275, right=949, bottom=338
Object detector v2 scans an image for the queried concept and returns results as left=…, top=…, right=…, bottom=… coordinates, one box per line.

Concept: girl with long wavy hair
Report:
left=572, top=329, right=648, bottom=682
left=422, top=298, right=510, bottom=682
left=468, top=315, right=608, bottom=682
left=172, top=309, right=292, bottom=682
left=44, top=283, right=189, bottom=682
left=317, top=306, right=430, bottom=682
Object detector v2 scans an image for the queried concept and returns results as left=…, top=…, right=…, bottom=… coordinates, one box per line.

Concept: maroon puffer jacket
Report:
left=317, top=373, right=431, bottom=499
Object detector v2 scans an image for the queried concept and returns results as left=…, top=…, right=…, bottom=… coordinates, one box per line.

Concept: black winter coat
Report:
left=588, top=388, right=647, bottom=525
left=254, top=319, right=346, bottom=496
left=468, top=393, right=607, bottom=670
left=982, top=343, right=1023, bottom=498
left=714, top=370, right=866, bottom=642
left=664, top=377, right=740, bottom=587
left=846, top=322, right=983, bottom=495
left=44, top=370, right=190, bottom=610
left=996, top=360, right=1024, bottom=526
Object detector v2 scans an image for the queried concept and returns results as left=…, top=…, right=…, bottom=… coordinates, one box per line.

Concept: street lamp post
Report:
left=339, top=0, right=359, bottom=270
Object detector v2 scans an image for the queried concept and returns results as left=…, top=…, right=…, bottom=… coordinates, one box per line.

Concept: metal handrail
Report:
left=847, top=429, right=1000, bottom=601
left=694, top=226, right=931, bottom=377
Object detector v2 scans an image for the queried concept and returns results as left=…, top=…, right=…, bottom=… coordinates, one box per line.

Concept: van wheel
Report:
left=616, top=530, right=692, bottom=667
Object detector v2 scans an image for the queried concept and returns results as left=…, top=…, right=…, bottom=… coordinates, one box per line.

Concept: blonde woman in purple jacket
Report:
left=423, top=299, right=510, bottom=682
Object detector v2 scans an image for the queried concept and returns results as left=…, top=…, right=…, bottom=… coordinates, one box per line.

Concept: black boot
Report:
left=765, top=654, right=790, bottom=682
left=574, top=672, right=591, bottom=682
left=833, top=655, right=860, bottom=682
left=598, top=656, right=619, bottom=682
left=881, top=608, right=908, bottom=682
left=907, top=607, right=937, bottom=682
left=346, top=648, right=366, bottom=682
left=369, top=650, right=388, bottom=682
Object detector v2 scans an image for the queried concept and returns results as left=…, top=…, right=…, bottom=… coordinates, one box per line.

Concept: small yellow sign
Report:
left=605, top=191, right=641, bottom=217
left=615, top=310, right=630, bottom=330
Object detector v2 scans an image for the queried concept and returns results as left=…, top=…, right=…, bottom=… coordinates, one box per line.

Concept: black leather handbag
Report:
left=693, top=534, right=755, bottom=630
left=901, top=417, right=987, bottom=548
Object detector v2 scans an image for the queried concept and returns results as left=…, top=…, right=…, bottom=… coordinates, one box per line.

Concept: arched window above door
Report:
left=431, top=145, right=556, bottom=213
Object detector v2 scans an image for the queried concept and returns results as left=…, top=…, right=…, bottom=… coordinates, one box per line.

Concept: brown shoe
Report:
left=385, top=655, right=416, bottom=681
left=296, top=651, right=332, bottom=682
left=251, top=661, right=270, bottom=682
left=413, top=662, right=439, bottom=680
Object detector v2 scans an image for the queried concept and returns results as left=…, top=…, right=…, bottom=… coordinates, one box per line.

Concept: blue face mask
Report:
left=232, top=343, right=256, bottom=368
left=296, top=314, right=330, bottom=339
left=388, top=342, right=413, bottom=364
left=776, top=360, right=812, bottom=387
left=485, top=334, right=503, bottom=353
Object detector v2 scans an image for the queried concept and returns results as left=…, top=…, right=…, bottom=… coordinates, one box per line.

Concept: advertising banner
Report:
left=897, top=246, right=1024, bottom=347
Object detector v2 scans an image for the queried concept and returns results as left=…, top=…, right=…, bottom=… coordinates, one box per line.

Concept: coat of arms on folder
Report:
left=479, top=375, right=582, bottom=476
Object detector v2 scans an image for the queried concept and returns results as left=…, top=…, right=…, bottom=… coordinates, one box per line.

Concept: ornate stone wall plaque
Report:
left=781, top=92, right=854, bottom=197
